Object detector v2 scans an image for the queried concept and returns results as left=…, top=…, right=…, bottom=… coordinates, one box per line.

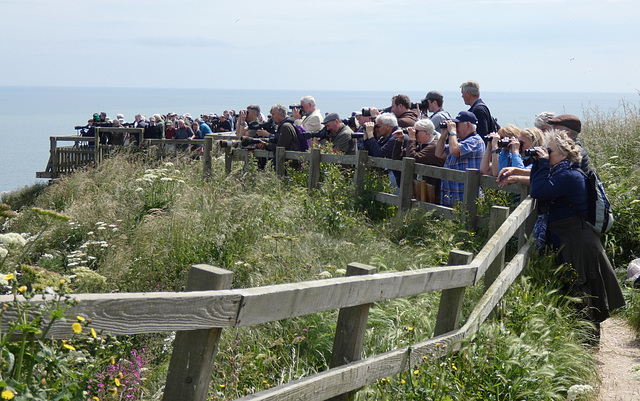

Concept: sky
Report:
left=1, top=0, right=639, bottom=93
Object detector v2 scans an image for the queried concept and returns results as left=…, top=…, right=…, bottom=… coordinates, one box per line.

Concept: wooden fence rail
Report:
left=202, top=135, right=530, bottom=230
left=1, top=197, right=537, bottom=401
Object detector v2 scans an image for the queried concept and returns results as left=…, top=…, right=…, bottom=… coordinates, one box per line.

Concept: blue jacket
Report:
left=530, top=158, right=588, bottom=224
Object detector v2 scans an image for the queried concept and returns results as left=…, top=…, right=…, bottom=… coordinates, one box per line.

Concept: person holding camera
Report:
left=392, top=119, right=445, bottom=204
left=435, top=111, right=485, bottom=207
left=420, top=90, right=451, bottom=133
left=257, top=104, right=300, bottom=151
left=391, top=94, right=419, bottom=128
left=529, top=129, right=624, bottom=338
left=291, top=96, right=322, bottom=132
left=322, top=113, right=356, bottom=155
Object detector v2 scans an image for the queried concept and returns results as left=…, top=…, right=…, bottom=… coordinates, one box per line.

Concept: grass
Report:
left=2, top=100, right=639, bottom=399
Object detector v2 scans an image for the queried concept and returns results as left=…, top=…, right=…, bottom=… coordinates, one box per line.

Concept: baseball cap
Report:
left=452, top=111, right=478, bottom=124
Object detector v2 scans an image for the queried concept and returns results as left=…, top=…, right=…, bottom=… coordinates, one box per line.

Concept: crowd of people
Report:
left=78, top=78, right=624, bottom=340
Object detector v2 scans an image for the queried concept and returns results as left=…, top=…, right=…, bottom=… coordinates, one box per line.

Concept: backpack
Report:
left=584, top=169, right=614, bottom=233
left=565, top=168, right=615, bottom=234
left=292, top=124, right=310, bottom=152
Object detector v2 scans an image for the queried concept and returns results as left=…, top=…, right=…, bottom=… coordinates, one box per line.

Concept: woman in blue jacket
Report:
left=530, top=130, right=624, bottom=339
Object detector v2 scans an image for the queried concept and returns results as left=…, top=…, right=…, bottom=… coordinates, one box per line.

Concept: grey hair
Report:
left=534, top=111, right=556, bottom=129
left=271, top=104, right=287, bottom=117
left=470, top=123, right=477, bottom=132
left=300, top=96, right=316, bottom=107
left=376, top=113, right=398, bottom=128
left=545, top=129, right=582, bottom=164
left=414, top=119, right=435, bottom=134
left=153, top=113, right=162, bottom=121
left=460, top=80, right=480, bottom=97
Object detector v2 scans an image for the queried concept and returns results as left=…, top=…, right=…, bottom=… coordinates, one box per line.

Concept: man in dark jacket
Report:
left=391, top=94, right=419, bottom=128
left=461, top=80, right=496, bottom=138
left=257, top=104, right=300, bottom=152
left=322, top=113, right=356, bottom=155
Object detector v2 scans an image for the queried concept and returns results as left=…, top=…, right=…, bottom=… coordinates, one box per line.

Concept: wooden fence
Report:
left=20, top=132, right=541, bottom=400
left=202, top=134, right=530, bottom=230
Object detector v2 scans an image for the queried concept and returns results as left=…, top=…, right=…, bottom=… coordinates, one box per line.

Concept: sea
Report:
left=1, top=86, right=638, bottom=194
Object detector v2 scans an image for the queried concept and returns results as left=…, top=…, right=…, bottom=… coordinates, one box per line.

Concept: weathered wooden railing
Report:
left=202, top=135, right=530, bottom=230
left=37, top=128, right=145, bottom=178
left=0, top=196, right=537, bottom=401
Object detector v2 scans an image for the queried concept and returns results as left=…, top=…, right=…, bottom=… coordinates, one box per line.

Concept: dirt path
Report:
left=596, top=317, right=640, bottom=400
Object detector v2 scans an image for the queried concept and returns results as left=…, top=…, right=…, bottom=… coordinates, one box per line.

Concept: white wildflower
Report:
left=87, top=231, right=94, bottom=235
left=160, top=177, right=173, bottom=182
left=335, top=269, right=347, bottom=276
left=97, top=226, right=106, bottom=231
left=0, top=233, right=27, bottom=247
left=0, top=247, right=8, bottom=258
left=42, top=253, right=54, bottom=259
left=567, top=384, right=594, bottom=400
left=164, top=162, right=174, bottom=167
left=317, top=271, right=332, bottom=279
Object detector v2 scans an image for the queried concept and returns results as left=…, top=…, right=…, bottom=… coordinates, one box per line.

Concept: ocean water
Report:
left=0, top=86, right=637, bottom=194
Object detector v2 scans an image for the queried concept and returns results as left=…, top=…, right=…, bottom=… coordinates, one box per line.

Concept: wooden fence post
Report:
left=398, top=157, right=415, bottom=211
left=433, top=250, right=474, bottom=336
left=353, top=150, right=368, bottom=197
left=329, top=262, right=377, bottom=401
left=484, top=206, right=510, bottom=290
left=463, top=168, right=481, bottom=229
left=49, top=137, right=58, bottom=178
left=162, top=265, right=233, bottom=401
left=308, top=148, right=321, bottom=190
left=224, top=147, right=233, bottom=174
left=203, top=134, right=213, bottom=179
left=276, top=147, right=286, bottom=177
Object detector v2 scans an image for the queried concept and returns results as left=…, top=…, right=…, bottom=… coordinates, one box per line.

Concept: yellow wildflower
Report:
left=114, top=378, right=121, bottom=387
left=401, top=379, right=406, bottom=384
left=413, top=369, right=420, bottom=375
left=407, top=326, right=413, bottom=331
left=18, top=286, right=27, bottom=294
left=62, top=341, right=76, bottom=351
left=110, top=357, right=116, bottom=365
left=72, top=322, right=82, bottom=334
left=76, top=316, right=85, bottom=322
left=109, top=387, right=118, bottom=396
left=4, top=273, right=14, bottom=281
left=1, top=389, right=15, bottom=400
left=92, top=397, right=100, bottom=401
left=90, top=328, right=97, bottom=338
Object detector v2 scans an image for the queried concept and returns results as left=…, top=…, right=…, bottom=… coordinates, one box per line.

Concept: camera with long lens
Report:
left=219, top=137, right=265, bottom=149
left=247, top=120, right=273, bottom=131
left=303, top=126, right=329, bottom=140
left=351, top=132, right=364, bottom=139
left=289, top=104, right=301, bottom=110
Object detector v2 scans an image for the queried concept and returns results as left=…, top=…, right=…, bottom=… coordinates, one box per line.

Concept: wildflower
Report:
left=77, top=315, right=85, bottom=322
left=91, top=397, right=100, bottom=401
left=109, top=387, right=118, bottom=396
left=407, top=326, right=413, bottom=331
left=110, top=357, right=116, bottom=365
left=1, top=389, right=15, bottom=400
left=114, top=378, right=121, bottom=387
left=414, top=369, right=420, bottom=375
left=62, top=342, right=76, bottom=351
left=18, top=286, right=27, bottom=293
left=91, top=328, right=97, bottom=338
left=401, top=379, right=406, bottom=385
left=72, top=322, right=82, bottom=334
left=219, top=384, right=225, bottom=389
left=0, top=248, right=7, bottom=258
left=4, top=273, right=15, bottom=281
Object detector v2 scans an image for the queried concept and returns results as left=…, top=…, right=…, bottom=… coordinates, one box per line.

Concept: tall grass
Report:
left=3, top=102, right=639, bottom=400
